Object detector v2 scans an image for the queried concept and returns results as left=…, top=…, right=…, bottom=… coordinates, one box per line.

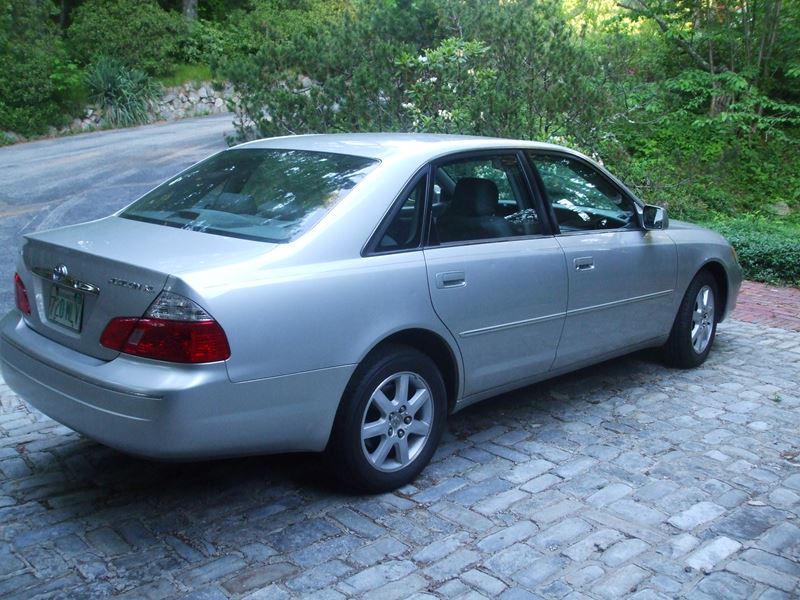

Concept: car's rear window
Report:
left=120, top=148, right=379, bottom=243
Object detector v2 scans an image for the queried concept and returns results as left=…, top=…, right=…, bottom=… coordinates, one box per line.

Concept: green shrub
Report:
left=598, top=99, right=800, bottom=224
left=224, top=0, right=414, bottom=139
left=174, top=19, right=230, bottom=67
left=0, top=0, right=84, bottom=135
left=86, top=57, right=162, bottom=128
left=707, top=216, right=800, bottom=286
left=50, top=58, right=89, bottom=109
left=225, top=0, right=601, bottom=143
left=222, top=0, right=347, bottom=55
left=396, top=38, right=496, bottom=134
left=68, top=0, right=183, bottom=75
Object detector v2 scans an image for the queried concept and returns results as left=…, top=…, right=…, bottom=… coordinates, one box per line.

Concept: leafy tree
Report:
left=396, top=38, right=496, bottom=134
left=432, top=0, right=610, bottom=145
left=618, top=0, right=800, bottom=141
left=156, top=0, right=251, bottom=21
left=0, top=0, right=83, bottom=136
left=227, top=0, right=606, bottom=146
left=225, top=0, right=421, bottom=137
left=67, top=0, right=184, bottom=75
left=54, top=0, right=84, bottom=29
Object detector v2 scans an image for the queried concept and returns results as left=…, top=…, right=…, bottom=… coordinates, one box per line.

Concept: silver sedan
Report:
left=0, top=134, right=743, bottom=491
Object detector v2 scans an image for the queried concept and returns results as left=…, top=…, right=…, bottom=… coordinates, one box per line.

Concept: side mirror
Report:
left=642, top=204, right=668, bottom=230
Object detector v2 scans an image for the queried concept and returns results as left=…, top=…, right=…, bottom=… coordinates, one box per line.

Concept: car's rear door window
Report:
left=431, top=154, right=541, bottom=244
left=121, top=148, right=379, bottom=243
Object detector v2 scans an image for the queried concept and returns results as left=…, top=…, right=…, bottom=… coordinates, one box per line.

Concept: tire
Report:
left=663, top=271, right=719, bottom=368
left=327, top=344, right=447, bottom=493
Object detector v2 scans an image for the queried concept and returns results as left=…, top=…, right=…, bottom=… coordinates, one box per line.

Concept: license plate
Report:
left=47, top=285, right=84, bottom=332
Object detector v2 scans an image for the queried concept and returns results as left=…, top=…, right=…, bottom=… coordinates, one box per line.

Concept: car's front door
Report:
left=527, top=152, right=677, bottom=369
left=423, top=152, right=568, bottom=398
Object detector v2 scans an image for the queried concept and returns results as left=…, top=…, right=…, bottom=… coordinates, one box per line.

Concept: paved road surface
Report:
left=0, top=114, right=234, bottom=313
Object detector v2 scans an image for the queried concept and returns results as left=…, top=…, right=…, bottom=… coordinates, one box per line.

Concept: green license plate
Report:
left=47, top=285, right=84, bottom=332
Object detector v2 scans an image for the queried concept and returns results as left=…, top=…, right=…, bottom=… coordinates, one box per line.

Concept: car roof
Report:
left=235, top=133, right=569, bottom=161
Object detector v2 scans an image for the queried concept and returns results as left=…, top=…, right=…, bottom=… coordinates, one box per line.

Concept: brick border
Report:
left=732, top=280, right=800, bottom=331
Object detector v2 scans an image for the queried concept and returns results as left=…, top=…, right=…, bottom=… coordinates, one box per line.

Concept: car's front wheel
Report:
left=328, top=345, right=446, bottom=493
left=663, top=271, right=719, bottom=368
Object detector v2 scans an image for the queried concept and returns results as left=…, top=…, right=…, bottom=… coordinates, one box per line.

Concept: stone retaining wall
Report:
left=65, top=81, right=237, bottom=134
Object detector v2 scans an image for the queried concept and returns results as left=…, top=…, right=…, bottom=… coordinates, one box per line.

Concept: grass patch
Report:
left=158, top=63, right=213, bottom=87
left=704, top=214, right=800, bottom=286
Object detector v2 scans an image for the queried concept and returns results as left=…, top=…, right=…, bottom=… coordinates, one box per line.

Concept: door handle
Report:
left=436, top=271, right=466, bottom=288
left=574, top=256, right=594, bottom=271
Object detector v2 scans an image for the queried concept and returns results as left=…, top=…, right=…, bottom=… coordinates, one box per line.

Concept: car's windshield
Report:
left=120, top=148, right=379, bottom=243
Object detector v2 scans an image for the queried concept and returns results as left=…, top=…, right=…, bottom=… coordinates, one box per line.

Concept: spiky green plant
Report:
left=86, top=57, right=162, bottom=128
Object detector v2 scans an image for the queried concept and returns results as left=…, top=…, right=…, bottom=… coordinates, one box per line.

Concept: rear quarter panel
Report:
left=168, top=251, right=460, bottom=385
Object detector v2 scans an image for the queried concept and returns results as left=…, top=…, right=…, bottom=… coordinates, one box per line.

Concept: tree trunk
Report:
left=183, top=0, right=198, bottom=20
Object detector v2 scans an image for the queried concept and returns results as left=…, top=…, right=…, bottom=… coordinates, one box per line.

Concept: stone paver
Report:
left=1, top=316, right=798, bottom=598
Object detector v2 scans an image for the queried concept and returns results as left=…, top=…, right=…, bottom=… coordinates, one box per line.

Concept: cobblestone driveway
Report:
left=1, top=316, right=799, bottom=600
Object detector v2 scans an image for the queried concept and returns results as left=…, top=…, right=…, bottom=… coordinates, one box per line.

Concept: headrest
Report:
left=450, top=178, right=499, bottom=217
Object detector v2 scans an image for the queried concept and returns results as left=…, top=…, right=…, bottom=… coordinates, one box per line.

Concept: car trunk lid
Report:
left=19, top=216, right=276, bottom=360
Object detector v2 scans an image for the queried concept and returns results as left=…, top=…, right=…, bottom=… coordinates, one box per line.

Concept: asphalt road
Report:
left=0, top=113, right=235, bottom=314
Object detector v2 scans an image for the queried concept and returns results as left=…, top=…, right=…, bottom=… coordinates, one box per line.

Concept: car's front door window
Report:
left=528, top=153, right=636, bottom=232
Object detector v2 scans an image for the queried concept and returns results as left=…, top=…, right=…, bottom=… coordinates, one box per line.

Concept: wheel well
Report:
left=700, top=261, right=729, bottom=321
left=366, top=329, right=459, bottom=412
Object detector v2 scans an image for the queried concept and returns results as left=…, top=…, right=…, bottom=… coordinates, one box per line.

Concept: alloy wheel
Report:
left=691, top=284, right=715, bottom=354
left=360, top=371, right=434, bottom=472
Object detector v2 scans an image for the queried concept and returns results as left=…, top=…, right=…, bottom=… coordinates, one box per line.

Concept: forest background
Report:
left=1, top=0, right=798, bottom=284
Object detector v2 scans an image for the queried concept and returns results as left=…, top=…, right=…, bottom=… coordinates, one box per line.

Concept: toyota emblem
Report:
left=52, top=264, right=68, bottom=281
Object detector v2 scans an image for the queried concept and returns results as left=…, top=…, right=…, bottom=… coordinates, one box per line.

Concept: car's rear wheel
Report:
left=327, top=345, right=446, bottom=493
left=663, top=271, right=718, bottom=368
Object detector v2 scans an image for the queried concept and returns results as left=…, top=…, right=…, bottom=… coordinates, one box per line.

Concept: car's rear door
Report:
left=422, top=151, right=568, bottom=398
left=526, top=152, right=677, bottom=370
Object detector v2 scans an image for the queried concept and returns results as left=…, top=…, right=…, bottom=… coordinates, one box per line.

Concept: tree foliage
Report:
left=68, top=0, right=184, bottom=75
left=2, top=0, right=799, bottom=226
left=619, top=1, right=800, bottom=135
left=226, top=0, right=611, bottom=146
left=0, top=0, right=83, bottom=135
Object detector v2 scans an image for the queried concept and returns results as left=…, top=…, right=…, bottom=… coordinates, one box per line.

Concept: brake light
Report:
left=100, top=292, right=230, bottom=363
left=14, top=273, right=31, bottom=315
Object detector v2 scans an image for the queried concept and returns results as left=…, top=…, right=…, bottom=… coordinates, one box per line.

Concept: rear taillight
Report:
left=100, top=292, right=230, bottom=363
left=14, top=273, right=31, bottom=315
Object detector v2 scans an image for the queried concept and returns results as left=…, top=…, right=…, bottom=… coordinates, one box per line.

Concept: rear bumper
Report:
left=0, top=311, right=355, bottom=459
